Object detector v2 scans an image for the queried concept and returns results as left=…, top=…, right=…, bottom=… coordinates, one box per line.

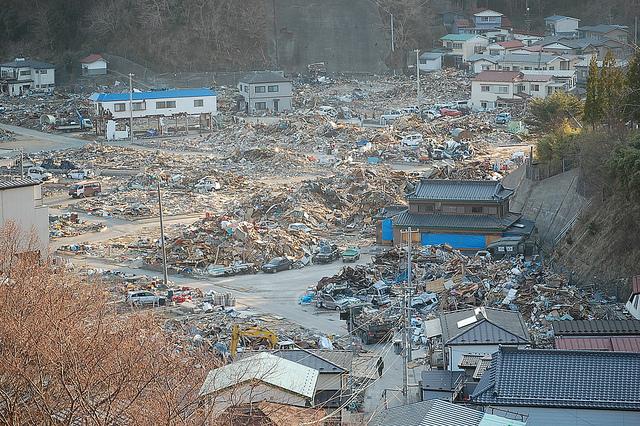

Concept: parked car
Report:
left=380, top=110, right=404, bottom=124
left=342, top=247, right=361, bottom=263
left=261, top=257, right=293, bottom=273
left=357, top=281, right=391, bottom=306
left=126, top=290, right=166, bottom=306
left=68, top=181, right=102, bottom=198
left=411, top=292, right=438, bottom=314
left=439, top=108, right=463, bottom=117
left=495, top=112, right=512, bottom=124
left=401, top=106, right=419, bottom=114
left=27, top=166, right=52, bottom=182
left=313, top=244, right=341, bottom=264
left=316, top=293, right=360, bottom=311
left=422, top=108, right=442, bottom=121
left=401, top=133, right=424, bottom=147
left=195, top=176, right=222, bottom=192
left=69, top=169, right=94, bottom=180
left=317, top=106, right=337, bottom=117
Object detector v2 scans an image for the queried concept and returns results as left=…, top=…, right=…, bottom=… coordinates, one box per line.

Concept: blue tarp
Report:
left=421, top=232, right=486, bottom=249
left=382, top=218, right=393, bottom=241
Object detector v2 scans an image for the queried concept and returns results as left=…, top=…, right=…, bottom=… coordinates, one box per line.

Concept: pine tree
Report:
left=598, top=51, right=626, bottom=128
left=625, top=50, right=640, bottom=126
left=584, top=55, right=601, bottom=127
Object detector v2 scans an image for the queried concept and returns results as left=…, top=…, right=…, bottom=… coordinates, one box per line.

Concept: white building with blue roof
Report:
left=89, top=88, right=217, bottom=120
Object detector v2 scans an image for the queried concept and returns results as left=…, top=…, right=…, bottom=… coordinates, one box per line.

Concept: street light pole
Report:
left=157, top=180, right=169, bottom=287
left=415, top=49, right=421, bottom=106
left=128, top=73, right=134, bottom=144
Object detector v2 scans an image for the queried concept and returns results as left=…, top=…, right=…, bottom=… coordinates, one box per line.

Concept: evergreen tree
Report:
left=625, top=50, right=640, bottom=126
left=584, top=55, right=601, bottom=127
left=598, top=51, right=626, bottom=128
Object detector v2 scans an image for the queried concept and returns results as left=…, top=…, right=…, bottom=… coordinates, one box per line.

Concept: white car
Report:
left=69, top=169, right=94, bottom=180
left=380, top=110, right=404, bottom=124
left=27, top=166, right=52, bottom=182
left=288, top=223, right=311, bottom=233
left=126, top=291, right=165, bottom=306
left=195, top=177, right=222, bottom=192
left=401, top=133, right=424, bottom=147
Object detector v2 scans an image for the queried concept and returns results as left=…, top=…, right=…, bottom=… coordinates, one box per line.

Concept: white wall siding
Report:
left=98, top=95, right=217, bottom=119
left=0, top=185, right=48, bottom=255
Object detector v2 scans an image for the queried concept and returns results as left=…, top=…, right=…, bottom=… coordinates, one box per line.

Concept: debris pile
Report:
left=49, top=213, right=105, bottom=239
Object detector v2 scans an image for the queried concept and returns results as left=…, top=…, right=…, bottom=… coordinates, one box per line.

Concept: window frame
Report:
left=114, top=103, right=126, bottom=112
left=255, top=101, right=267, bottom=110
left=267, top=85, right=279, bottom=93
left=255, top=86, right=266, bottom=93
left=194, top=99, right=204, bottom=107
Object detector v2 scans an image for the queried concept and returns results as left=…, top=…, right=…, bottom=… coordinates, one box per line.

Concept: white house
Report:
left=440, top=34, right=489, bottom=64
left=545, top=15, right=580, bottom=37
left=237, top=71, right=293, bottom=114
left=0, top=58, right=55, bottom=96
left=468, top=53, right=577, bottom=74
left=90, top=88, right=217, bottom=120
left=80, top=54, right=107, bottom=76
left=473, top=9, right=504, bottom=29
left=419, top=52, right=444, bottom=72
left=486, top=40, right=525, bottom=55
left=199, top=352, right=318, bottom=417
left=470, top=70, right=567, bottom=110
left=0, top=178, right=48, bottom=256
left=439, top=307, right=529, bottom=371
left=627, top=276, right=640, bottom=320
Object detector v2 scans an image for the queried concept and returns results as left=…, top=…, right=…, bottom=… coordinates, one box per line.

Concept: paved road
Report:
left=0, top=122, right=91, bottom=152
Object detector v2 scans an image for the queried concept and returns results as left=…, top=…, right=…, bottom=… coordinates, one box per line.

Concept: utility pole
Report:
left=390, top=13, right=395, bottom=77
left=20, top=148, right=24, bottom=177
left=128, top=73, right=134, bottom=144
left=157, top=180, right=169, bottom=287
left=406, top=228, right=412, bottom=364
left=415, top=49, right=421, bottom=106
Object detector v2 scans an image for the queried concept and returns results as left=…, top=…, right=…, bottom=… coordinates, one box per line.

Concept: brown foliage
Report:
left=0, top=225, right=219, bottom=425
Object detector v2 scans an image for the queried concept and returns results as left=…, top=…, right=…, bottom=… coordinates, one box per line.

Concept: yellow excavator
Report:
left=230, top=324, right=294, bottom=357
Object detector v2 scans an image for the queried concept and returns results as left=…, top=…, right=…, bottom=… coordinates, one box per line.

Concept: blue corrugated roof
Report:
left=90, top=88, right=216, bottom=102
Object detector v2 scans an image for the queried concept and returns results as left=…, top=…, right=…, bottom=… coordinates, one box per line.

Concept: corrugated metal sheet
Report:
left=421, top=232, right=487, bottom=249
left=91, top=88, right=216, bottom=102
left=382, top=218, right=393, bottom=240
left=199, top=352, right=318, bottom=398
left=0, top=178, right=39, bottom=190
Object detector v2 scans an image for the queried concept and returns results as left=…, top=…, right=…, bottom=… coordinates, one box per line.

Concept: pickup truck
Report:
left=313, top=244, right=341, bottom=264
left=342, top=247, right=361, bottom=263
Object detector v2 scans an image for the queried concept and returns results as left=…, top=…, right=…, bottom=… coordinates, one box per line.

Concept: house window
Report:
left=549, top=66, right=555, bottom=70
left=243, top=85, right=248, bottom=92
left=194, top=99, right=204, bottom=107
left=516, top=85, right=525, bottom=92
left=512, top=66, right=520, bottom=71
left=156, top=101, right=176, bottom=109
left=482, top=16, right=490, bottom=22
left=471, top=206, right=483, bottom=213
left=453, top=43, right=463, bottom=49
left=19, top=70, right=31, bottom=76
left=481, top=65, right=490, bottom=71
left=268, top=85, right=279, bottom=92
left=39, top=69, right=48, bottom=74
left=114, top=103, right=126, bottom=112
left=484, top=206, right=498, bottom=215
left=531, top=84, right=540, bottom=91
left=255, top=102, right=267, bottom=110
left=131, top=102, right=145, bottom=111
left=481, top=102, right=488, bottom=109
left=442, top=205, right=458, bottom=213
left=481, top=85, right=490, bottom=92
left=497, top=85, right=508, bottom=94
left=255, top=86, right=266, bottom=93
left=524, top=66, right=531, bottom=70
left=418, top=204, right=434, bottom=213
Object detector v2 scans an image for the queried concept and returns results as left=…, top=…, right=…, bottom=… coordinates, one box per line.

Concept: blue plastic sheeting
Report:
left=382, top=218, right=393, bottom=241
left=421, top=232, right=487, bottom=249
left=90, top=88, right=216, bottom=102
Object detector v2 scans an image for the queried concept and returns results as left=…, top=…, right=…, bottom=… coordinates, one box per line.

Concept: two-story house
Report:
left=544, top=15, right=580, bottom=37
left=237, top=71, right=292, bottom=114
left=485, top=40, right=525, bottom=56
left=0, top=58, right=55, bottom=96
left=473, top=10, right=503, bottom=29
left=440, top=34, right=489, bottom=65
left=578, top=24, right=629, bottom=42
left=379, top=179, right=533, bottom=250
left=469, top=54, right=577, bottom=74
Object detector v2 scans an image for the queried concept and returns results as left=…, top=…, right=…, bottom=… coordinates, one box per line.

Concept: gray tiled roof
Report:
left=473, top=355, right=492, bottom=379
left=458, top=354, right=484, bottom=368
left=552, top=319, right=640, bottom=336
left=0, top=177, right=40, bottom=190
left=1, top=59, right=54, bottom=69
left=469, top=53, right=558, bottom=64
left=440, top=307, right=530, bottom=345
left=272, top=349, right=346, bottom=373
left=408, top=180, right=514, bottom=202
left=239, top=71, right=291, bottom=84
left=420, top=370, right=464, bottom=391
left=579, top=24, right=628, bottom=34
left=307, top=350, right=353, bottom=372
left=393, top=211, right=521, bottom=232
left=472, top=346, right=640, bottom=410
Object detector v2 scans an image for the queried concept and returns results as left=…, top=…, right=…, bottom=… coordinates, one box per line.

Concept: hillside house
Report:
left=439, top=307, right=529, bottom=371
left=486, top=40, right=525, bottom=55
left=0, top=58, right=55, bottom=96
left=627, top=276, right=640, bottom=320
left=544, top=15, right=580, bottom=37
left=381, top=179, right=534, bottom=251
left=440, top=34, right=489, bottom=65
left=473, top=10, right=503, bottom=29
left=578, top=24, right=629, bottom=42
left=419, top=52, right=443, bottom=72
left=472, top=347, right=640, bottom=426
left=80, top=54, right=107, bottom=76
left=237, top=71, right=292, bottom=114
left=468, top=53, right=576, bottom=74
left=90, top=88, right=217, bottom=120
left=0, top=178, right=49, bottom=256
